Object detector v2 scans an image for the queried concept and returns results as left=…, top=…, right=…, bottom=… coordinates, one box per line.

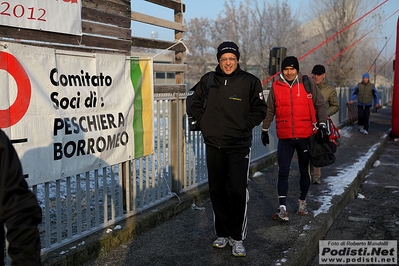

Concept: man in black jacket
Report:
left=0, top=129, right=42, bottom=265
left=190, top=41, right=267, bottom=257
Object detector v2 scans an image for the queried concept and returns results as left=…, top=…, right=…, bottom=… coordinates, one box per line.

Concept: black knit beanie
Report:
left=312, top=64, right=325, bottom=75
left=281, top=56, right=299, bottom=71
left=216, top=41, right=240, bottom=61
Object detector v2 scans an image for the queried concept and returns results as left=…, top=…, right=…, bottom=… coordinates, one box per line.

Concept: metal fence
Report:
left=5, top=86, right=392, bottom=263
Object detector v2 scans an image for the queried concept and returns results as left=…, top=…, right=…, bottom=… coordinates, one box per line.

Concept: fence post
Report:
left=170, top=93, right=184, bottom=194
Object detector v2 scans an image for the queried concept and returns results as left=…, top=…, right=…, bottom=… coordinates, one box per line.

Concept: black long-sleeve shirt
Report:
left=0, top=129, right=42, bottom=266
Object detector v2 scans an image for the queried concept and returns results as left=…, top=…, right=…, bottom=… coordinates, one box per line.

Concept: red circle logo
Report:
left=0, top=52, right=31, bottom=128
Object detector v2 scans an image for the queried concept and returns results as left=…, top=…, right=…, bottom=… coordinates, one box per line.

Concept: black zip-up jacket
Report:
left=190, top=64, right=267, bottom=148
left=0, top=129, right=42, bottom=265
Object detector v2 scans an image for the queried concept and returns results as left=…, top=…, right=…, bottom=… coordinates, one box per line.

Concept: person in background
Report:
left=261, top=56, right=327, bottom=221
left=190, top=41, right=267, bottom=257
left=0, top=129, right=42, bottom=265
left=349, top=73, right=380, bottom=135
left=311, top=64, right=340, bottom=184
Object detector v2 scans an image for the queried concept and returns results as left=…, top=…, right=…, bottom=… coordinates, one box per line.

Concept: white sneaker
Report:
left=212, top=237, right=229, bottom=248
left=229, top=238, right=246, bottom=257
left=358, top=126, right=364, bottom=133
left=363, top=130, right=368, bottom=135
left=297, top=199, right=309, bottom=215
left=272, top=206, right=289, bottom=221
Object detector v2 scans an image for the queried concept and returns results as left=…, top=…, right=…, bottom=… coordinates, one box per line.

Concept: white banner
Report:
left=0, top=43, right=153, bottom=185
left=0, top=0, right=82, bottom=35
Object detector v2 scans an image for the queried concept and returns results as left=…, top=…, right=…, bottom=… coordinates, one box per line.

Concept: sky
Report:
left=132, top=0, right=398, bottom=59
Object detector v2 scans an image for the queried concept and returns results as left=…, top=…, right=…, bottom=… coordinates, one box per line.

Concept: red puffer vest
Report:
left=273, top=79, right=314, bottom=139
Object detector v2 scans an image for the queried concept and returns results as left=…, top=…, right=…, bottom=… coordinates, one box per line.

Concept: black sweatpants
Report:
left=357, top=105, right=371, bottom=131
left=206, top=145, right=250, bottom=241
left=276, top=138, right=311, bottom=206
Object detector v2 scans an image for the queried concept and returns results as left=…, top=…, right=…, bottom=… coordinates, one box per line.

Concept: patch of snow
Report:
left=313, top=142, right=379, bottom=217
left=357, top=193, right=365, bottom=199
left=252, top=171, right=264, bottom=178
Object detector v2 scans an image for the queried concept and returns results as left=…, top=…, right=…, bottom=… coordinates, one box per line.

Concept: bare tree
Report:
left=234, top=0, right=254, bottom=71
left=184, top=17, right=214, bottom=87
left=305, top=0, right=383, bottom=86
left=184, top=0, right=303, bottom=86
left=208, top=0, right=254, bottom=71
left=183, top=0, right=389, bottom=88
left=251, top=0, right=302, bottom=82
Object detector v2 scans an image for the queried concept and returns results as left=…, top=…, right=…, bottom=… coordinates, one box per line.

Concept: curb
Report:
left=284, top=131, right=390, bottom=266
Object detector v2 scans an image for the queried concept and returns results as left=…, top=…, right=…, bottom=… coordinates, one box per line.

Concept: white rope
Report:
left=151, top=38, right=189, bottom=59
left=161, top=168, right=181, bottom=205
left=78, top=34, right=83, bottom=46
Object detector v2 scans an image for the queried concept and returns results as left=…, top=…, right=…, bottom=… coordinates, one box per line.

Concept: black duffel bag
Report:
left=307, top=134, right=337, bottom=167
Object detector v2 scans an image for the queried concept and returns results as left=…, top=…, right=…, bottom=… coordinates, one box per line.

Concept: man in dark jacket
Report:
left=0, top=129, right=42, bottom=265
left=311, top=64, right=340, bottom=184
left=190, top=41, right=267, bottom=257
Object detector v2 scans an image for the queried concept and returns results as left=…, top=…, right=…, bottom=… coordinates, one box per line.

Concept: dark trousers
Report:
left=276, top=138, right=311, bottom=206
left=206, top=145, right=250, bottom=241
left=357, top=105, right=371, bottom=131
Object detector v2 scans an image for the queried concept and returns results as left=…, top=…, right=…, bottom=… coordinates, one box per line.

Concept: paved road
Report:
left=308, top=137, right=399, bottom=265
left=75, top=105, right=394, bottom=266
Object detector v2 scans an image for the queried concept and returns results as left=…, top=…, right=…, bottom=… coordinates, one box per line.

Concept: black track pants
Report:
left=276, top=138, right=311, bottom=206
left=206, top=145, right=250, bottom=241
left=357, top=105, right=371, bottom=131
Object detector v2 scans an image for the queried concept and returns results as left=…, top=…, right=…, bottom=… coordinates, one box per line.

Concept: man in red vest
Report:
left=261, top=56, right=327, bottom=221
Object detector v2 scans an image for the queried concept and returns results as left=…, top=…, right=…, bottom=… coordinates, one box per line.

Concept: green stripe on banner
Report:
left=130, top=59, right=144, bottom=158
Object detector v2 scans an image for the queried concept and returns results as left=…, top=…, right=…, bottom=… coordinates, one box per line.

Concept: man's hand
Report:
left=261, top=130, right=270, bottom=146
left=317, top=123, right=329, bottom=143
